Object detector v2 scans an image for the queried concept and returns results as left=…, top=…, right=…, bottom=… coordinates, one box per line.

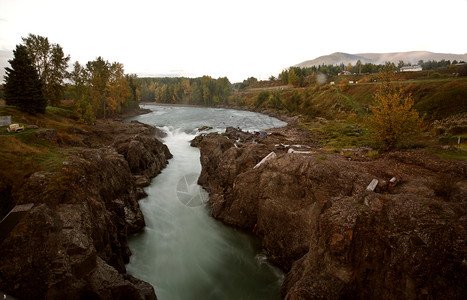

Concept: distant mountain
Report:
left=295, top=51, right=467, bottom=68
left=295, top=52, right=372, bottom=68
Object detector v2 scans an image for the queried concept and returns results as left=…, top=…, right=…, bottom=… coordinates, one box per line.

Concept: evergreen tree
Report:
left=4, top=44, right=47, bottom=113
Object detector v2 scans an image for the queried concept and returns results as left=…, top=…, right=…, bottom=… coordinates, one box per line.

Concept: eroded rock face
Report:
left=0, top=121, right=170, bottom=299
left=115, top=134, right=172, bottom=179
left=196, top=131, right=467, bottom=299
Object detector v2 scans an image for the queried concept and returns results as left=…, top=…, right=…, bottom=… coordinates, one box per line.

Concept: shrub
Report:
left=254, top=91, right=270, bottom=108
left=268, top=92, right=283, bottom=109
left=368, top=64, right=422, bottom=150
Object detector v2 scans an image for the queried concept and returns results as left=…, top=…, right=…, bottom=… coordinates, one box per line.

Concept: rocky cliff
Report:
left=0, top=120, right=172, bottom=299
left=195, top=129, right=467, bottom=299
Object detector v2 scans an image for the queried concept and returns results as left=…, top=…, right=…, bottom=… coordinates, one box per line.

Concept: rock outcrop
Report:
left=196, top=130, right=467, bottom=299
left=0, top=121, right=171, bottom=299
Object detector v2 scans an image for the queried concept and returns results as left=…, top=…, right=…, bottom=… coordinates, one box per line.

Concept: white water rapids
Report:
left=126, top=105, right=287, bottom=300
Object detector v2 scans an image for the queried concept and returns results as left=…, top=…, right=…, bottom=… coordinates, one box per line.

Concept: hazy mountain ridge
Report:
left=295, top=51, right=467, bottom=68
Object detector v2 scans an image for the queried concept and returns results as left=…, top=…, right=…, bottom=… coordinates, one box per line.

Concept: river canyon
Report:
left=126, top=105, right=287, bottom=300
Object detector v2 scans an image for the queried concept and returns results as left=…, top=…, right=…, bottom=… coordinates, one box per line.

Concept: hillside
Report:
left=295, top=51, right=467, bottom=68
left=229, top=77, right=467, bottom=159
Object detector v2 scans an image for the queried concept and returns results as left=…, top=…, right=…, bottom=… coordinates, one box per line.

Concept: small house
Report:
left=400, top=65, right=423, bottom=72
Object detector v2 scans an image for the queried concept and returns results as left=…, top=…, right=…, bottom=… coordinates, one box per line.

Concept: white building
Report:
left=400, top=65, right=423, bottom=72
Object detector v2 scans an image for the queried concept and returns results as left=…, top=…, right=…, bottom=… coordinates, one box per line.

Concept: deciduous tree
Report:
left=21, top=34, right=50, bottom=80
left=87, top=57, right=110, bottom=118
left=70, top=61, right=94, bottom=124
left=46, top=44, right=70, bottom=106
left=22, top=34, right=70, bottom=106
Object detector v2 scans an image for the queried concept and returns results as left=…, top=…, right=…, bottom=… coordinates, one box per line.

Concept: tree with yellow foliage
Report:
left=369, top=63, right=422, bottom=150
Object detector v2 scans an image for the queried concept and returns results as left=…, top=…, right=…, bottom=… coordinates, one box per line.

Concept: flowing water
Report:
left=126, top=105, right=287, bottom=300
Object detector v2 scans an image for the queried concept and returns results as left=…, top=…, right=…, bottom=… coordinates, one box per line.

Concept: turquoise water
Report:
left=126, top=105, right=286, bottom=300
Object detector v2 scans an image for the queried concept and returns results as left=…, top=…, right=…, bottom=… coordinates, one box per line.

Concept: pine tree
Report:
left=4, top=44, right=47, bottom=114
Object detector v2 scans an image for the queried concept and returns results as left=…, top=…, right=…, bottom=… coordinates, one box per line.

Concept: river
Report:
left=126, top=105, right=287, bottom=300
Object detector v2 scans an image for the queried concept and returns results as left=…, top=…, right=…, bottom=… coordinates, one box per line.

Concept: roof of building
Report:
left=400, top=65, right=422, bottom=70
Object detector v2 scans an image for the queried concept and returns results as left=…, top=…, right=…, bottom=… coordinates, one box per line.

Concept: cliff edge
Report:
left=0, top=120, right=172, bottom=299
left=195, top=128, right=467, bottom=299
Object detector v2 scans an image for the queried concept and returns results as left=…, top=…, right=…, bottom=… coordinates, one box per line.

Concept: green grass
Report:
left=46, top=106, right=76, bottom=117
left=333, top=87, right=366, bottom=116
left=0, top=106, right=76, bottom=198
left=301, top=119, right=373, bottom=151
left=429, top=148, right=467, bottom=160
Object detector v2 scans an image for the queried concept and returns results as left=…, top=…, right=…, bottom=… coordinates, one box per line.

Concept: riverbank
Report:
left=193, top=124, right=467, bottom=299
left=0, top=106, right=171, bottom=299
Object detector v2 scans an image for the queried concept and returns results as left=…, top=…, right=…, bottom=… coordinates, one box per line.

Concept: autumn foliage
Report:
left=369, top=64, right=422, bottom=150
left=70, top=57, right=139, bottom=123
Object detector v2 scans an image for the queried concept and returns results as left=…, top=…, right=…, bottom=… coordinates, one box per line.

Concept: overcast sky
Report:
left=1, top=0, right=466, bottom=82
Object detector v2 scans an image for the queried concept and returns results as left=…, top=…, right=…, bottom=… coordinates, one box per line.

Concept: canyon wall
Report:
left=0, top=120, right=171, bottom=299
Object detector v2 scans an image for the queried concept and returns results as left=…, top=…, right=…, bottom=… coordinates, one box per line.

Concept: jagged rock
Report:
left=224, top=126, right=255, bottom=142
left=115, top=134, right=172, bottom=178
left=136, top=187, right=148, bottom=200
left=198, top=125, right=213, bottom=132
left=134, top=175, right=151, bottom=188
left=195, top=133, right=467, bottom=299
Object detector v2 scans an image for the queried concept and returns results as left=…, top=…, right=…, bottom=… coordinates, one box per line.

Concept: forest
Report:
left=138, top=76, right=231, bottom=105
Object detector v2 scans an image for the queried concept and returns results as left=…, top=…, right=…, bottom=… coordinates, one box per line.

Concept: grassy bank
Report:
left=0, top=105, right=84, bottom=216
left=229, top=77, right=467, bottom=159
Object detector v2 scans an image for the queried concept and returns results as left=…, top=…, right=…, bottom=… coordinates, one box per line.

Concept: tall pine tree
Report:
left=4, top=44, right=47, bottom=113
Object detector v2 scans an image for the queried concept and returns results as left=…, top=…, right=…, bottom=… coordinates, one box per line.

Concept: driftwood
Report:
left=253, top=152, right=277, bottom=169
left=366, top=179, right=379, bottom=192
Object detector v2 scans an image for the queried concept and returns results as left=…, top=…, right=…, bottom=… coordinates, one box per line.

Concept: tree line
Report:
left=138, top=76, right=231, bottom=106
left=279, top=62, right=387, bottom=87
left=3, top=34, right=139, bottom=123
